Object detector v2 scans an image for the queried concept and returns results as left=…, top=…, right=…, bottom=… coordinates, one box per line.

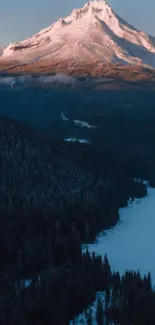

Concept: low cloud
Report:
left=0, top=73, right=78, bottom=89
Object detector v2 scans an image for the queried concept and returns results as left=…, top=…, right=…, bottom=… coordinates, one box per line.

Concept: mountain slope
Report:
left=0, top=48, right=3, bottom=56
left=1, top=0, right=155, bottom=68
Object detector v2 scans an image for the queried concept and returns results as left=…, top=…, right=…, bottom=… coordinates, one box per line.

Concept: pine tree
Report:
left=105, top=288, right=110, bottom=312
left=147, top=271, right=152, bottom=291
left=85, top=307, right=92, bottom=325
left=96, top=297, right=104, bottom=325
left=103, top=254, right=111, bottom=287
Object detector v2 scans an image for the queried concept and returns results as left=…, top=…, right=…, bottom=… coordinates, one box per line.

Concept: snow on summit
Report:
left=1, top=0, right=155, bottom=68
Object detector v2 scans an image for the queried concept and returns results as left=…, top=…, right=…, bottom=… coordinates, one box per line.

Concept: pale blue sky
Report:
left=0, top=0, right=155, bottom=46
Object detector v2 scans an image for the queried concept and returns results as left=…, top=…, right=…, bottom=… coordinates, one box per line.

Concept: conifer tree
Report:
left=96, top=297, right=104, bottom=325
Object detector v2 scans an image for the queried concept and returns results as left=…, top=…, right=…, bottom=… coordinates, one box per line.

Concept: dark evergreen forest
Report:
left=0, top=85, right=155, bottom=324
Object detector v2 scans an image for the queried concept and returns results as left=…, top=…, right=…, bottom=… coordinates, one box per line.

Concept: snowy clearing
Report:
left=84, top=188, right=155, bottom=283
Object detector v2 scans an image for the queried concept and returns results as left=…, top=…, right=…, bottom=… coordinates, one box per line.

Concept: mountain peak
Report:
left=1, top=1, right=155, bottom=69
left=86, top=0, right=110, bottom=9
left=84, top=0, right=113, bottom=17
left=67, top=0, right=112, bottom=21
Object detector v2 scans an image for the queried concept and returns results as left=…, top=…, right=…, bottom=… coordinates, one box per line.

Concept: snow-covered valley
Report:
left=84, top=188, right=155, bottom=283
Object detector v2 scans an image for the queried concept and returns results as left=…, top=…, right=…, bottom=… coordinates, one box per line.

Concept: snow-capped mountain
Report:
left=1, top=0, right=155, bottom=68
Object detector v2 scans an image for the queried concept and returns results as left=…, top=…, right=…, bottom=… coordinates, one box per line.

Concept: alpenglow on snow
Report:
left=1, top=0, right=155, bottom=68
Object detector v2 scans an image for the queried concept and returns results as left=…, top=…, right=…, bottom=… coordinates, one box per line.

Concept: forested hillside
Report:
left=0, top=116, right=153, bottom=324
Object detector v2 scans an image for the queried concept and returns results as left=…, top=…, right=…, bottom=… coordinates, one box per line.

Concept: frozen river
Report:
left=86, top=188, right=155, bottom=284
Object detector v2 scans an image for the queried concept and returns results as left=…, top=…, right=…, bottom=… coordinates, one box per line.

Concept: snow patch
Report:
left=61, top=112, right=69, bottom=121
left=73, top=119, right=98, bottom=128
left=64, top=138, right=90, bottom=144
left=69, top=291, right=105, bottom=325
left=60, top=113, right=97, bottom=128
